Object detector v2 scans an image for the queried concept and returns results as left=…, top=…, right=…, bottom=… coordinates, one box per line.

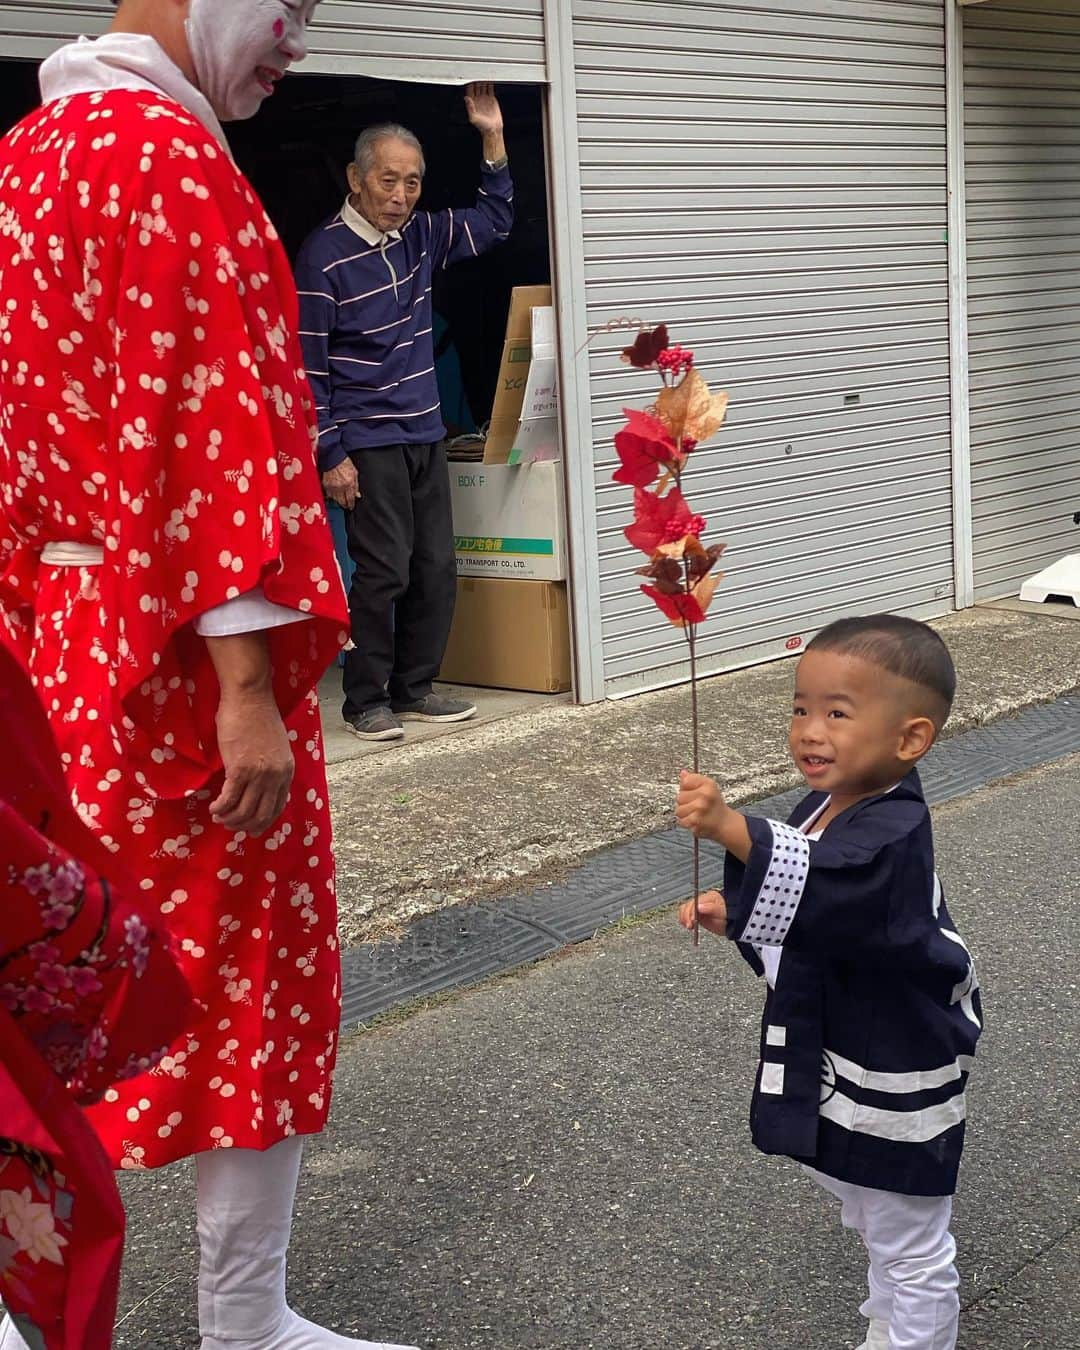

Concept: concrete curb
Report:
left=338, top=693, right=1080, bottom=1026
left=327, top=606, right=1080, bottom=945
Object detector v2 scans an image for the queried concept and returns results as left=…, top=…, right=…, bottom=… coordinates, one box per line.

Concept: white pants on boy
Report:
left=807, top=1168, right=959, bottom=1350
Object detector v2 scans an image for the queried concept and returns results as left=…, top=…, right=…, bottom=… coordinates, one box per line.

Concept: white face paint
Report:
left=185, top=0, right=319, bottom=123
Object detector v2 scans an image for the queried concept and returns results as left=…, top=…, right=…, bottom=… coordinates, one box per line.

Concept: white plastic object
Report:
left=1019, top=555, right=1080, bottom=606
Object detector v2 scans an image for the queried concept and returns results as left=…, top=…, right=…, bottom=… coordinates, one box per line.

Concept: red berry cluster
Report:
left=663, top=513, right=707, bottom=543
left=657, top=346, right=695, bottom=379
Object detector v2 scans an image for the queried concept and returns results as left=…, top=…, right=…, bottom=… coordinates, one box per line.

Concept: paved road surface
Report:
left=115, top=755, right=1080, bottom=1349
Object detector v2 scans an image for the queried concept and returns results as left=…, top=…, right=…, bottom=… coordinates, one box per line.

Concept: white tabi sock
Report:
left=854, top=1318, right=891, bottom=1350
left=196, top=1136, right=419, bottom=1350
left=260, top=1309, right=421, bottom=1350
left=0, top=1317, right=31, bottom=1350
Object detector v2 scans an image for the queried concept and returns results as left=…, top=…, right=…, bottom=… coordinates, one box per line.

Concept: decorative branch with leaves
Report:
left=614, top=324, right=730, bottom=943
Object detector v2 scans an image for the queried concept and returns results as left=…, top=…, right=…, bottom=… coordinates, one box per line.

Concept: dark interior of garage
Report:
left=0, top=64, right=552, bottom=437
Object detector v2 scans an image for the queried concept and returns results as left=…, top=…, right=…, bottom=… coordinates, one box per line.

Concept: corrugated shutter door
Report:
left=963, top=0, right=1080, bottom=600
left=0, top=1, right=111, bottom=59
left=304, top=1, right=546, bottom=82
left=575, top=0, right=954, bottom=696
left=0, top=1, right=547, bottom=83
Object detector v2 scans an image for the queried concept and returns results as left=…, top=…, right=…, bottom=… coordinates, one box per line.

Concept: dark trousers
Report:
left=341, top=441, right=458, bottom=718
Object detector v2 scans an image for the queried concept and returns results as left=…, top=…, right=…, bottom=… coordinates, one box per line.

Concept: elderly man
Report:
left=296, top=88, right=513, bottom=742
left=0, top=2, right=417, bottom=1348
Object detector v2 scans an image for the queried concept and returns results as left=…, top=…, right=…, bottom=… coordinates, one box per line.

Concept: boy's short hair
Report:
left=807, top=614, right=956, bottom=724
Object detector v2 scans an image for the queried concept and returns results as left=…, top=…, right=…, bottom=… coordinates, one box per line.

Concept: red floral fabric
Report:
left=0, top=641, right=192, bottom=1348
left=0, top=90, right=350, bottom=1170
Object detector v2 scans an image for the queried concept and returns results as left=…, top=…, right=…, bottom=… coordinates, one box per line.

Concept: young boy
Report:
left=675, top=615, right=982, bottom=1350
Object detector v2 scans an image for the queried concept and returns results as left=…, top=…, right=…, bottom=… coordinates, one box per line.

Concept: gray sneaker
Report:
left=391, top=694, right=477, bottom=723
left=345, top=707, right=405, bottom=741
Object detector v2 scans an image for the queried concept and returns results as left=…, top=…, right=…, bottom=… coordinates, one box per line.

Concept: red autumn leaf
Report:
left=635, top=555, right=684, bottom=595
left=637, top=540, right=725, bottom=593
left=686, top=540, right=726, bottom=579
left=621, top=323, right=670, bottom=369
left=623, top=486, right=695, bottom=556
left=613, top=409, right=681, bottom=488
left=641, top=585, right=710, bottom=627
left=641, top=570, right=723, bottom=629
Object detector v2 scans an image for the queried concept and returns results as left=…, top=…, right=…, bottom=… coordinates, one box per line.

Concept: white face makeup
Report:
left=186, top=0, right=319, bottom=123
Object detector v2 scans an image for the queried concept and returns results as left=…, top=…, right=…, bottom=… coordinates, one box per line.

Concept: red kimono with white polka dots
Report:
left=0, top=90, right=351, bottom=1169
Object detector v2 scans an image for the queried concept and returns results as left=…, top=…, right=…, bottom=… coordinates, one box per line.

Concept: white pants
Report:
left=0, top=1318, right=33, bottom=1350
left=808, top=1169, right=959, bottom=1350
left=3, top=1138, right=417, bottom=1350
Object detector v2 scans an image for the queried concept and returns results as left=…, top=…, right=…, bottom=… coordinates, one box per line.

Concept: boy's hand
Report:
left=675, top=771, right=754, bottom=862
left=676, top=771, right=730, bottom=842
left=678, top=890, right=727, bottom=937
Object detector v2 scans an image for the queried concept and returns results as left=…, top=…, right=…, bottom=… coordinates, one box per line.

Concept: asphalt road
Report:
left=114, top=754, right=1080, bottom=1349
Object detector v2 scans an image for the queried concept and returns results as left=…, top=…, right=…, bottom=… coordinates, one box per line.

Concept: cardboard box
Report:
left=503, top=284, right=552, bottom=343
left=440, top=578, right=572, bottom=694
left=485, top=285, right=553, bottom=464
left=450, top=460, right=567, bottom=581
left=484, top=352, right=532, bottom=461
left=508, top=305, right=559, bottom=465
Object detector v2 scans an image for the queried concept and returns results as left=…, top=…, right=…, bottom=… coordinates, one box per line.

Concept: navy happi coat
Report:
left=722, top=770, right=983, bottom=1196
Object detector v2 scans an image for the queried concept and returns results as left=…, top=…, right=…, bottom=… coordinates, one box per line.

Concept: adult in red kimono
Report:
left=0, top=2, right=417, bottom=1348
left=0, top=640, right=192, bottom=1349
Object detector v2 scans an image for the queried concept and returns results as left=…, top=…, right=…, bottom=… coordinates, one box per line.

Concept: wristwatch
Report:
left=484, top=154, right=509, bottom=171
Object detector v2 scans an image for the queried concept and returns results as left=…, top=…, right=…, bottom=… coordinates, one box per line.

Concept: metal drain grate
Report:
left=340, top=695, right=1080, bottom=1028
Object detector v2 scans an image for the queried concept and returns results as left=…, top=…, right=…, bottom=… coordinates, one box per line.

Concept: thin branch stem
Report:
left=571, top=315, right=648, bottom=360
left=682, top=557, right=702, bottom=948
left=673, top=445, right=702, bottom=945
left=690, top=635, right=701, bottom=947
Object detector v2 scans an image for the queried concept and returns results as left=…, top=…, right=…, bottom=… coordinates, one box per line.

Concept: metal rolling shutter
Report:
left=963, top=1, right=1080, bottom=600
left=575, top=0, right=954, bottom=696
left=0, top=2, right=547, bottom=83
left=302, top=1, right=546, bottom=83
left=0, top=1, right=112, bottom=60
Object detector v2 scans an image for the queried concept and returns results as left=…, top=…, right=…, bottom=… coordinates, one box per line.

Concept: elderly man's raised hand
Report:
left=464, top=82, right=504, bottom=136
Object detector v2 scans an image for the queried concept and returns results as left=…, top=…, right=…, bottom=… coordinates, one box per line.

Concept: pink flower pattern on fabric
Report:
left=0, top=90, right=350, bottom=1171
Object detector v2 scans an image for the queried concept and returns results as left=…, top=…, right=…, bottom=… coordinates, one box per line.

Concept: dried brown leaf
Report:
left=655, top=369, right=729, bottom=445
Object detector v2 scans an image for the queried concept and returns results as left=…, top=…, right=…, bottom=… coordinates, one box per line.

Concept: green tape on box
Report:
left=455, top=536, right=554, bottom=558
